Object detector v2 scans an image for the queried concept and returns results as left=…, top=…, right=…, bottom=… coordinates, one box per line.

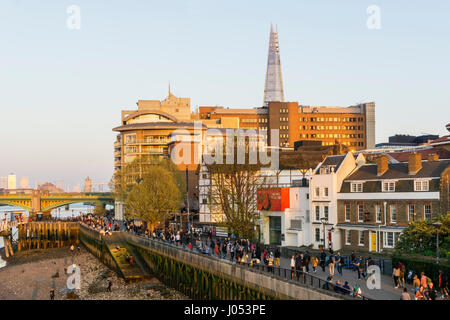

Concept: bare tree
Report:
left=206, top=161, right=267, bottom=241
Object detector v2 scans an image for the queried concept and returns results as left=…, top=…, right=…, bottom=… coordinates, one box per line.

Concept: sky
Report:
left=0, top=0, right=449, bottom=188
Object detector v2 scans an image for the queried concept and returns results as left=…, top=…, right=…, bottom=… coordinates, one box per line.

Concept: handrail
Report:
left=122, top=231, right=371, bottom=300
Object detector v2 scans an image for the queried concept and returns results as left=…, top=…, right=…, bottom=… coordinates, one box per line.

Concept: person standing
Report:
left=304, top=251, right=311, bottom=273
left=438, top=270, right=448, bottom=298
left=274, top=248, right=280, bottom=267
left=290, top=255, right=296, bottom=279
left=320, top=249, right=327, bottom=272
left=107, top=280, right=112, bottom=292
left=336, top=252, right=343, bottom=276
left=49, top=288, right=55, bottom=300
left=400, top=288, right=411, bottom=300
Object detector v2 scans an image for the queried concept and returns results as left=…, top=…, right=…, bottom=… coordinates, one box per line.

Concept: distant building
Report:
left=73, top=184, right=81, bottom=193
left=19, top=176, right=29, bottom=189
left=7, top=174, right=16, bottom=190
left=66, top=184, right=71, bottom=193
left=376, top=134, right=439, bottom=149
left=0, top=177, right=7, bottom=189
left=37, top=182, right=64, bottom=193
left=84, top=177, right=92, bottom=192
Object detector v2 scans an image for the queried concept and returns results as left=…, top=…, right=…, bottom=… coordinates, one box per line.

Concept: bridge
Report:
left=0, top=191, right=114, bottom=216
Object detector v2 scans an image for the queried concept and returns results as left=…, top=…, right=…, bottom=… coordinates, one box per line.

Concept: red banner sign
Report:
left=257, top=188, right=290, bottom=211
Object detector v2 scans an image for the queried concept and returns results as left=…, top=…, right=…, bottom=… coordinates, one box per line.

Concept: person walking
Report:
left=290, top=255, right=296, bottom=279
left=304, top=251, right=311, bottom=273
left=399, top=262, right=406, bottom=288
left=311, top=255, right=318, bottom=273
left=420, top=272, right=428, bottom=289
left=320, top=249, right=327, bottom=272
left=438, top=270, right=448, bottom=298
left=415, top=286, right=426, bottom=300
left=329, top=254, right=335, bottom=276
left=393, top=266, right=400, bottom=288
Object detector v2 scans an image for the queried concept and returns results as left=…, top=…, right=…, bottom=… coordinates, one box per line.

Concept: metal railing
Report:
left=124, top=231, right=371, bottom=300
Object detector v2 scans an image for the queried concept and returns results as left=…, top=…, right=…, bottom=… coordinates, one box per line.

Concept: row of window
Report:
left=343, top=203, right=432, bottom=223
left=313, top=229, right=395, bottom=248
left=350, top=180, right=430, bottom=193
left=305, top=126, right=364, bottom=131
left=339, top=230, right=396, bottom=248
left=306, top=117, right=364, bottom=123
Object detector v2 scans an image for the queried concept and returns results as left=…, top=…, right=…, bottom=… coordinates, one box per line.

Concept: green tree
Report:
left=93, top=203, right=106, bottom=216
left=125, top=166, right=182, bottom=232
left=110, top=155, right=185, bottom=202
left=396, top=213, right=450, bottom=254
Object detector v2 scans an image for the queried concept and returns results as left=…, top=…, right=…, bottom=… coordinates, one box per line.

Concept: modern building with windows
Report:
left=337, top=153, right=450, bottom=253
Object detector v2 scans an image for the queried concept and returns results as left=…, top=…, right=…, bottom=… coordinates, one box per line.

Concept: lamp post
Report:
left=329, top=226, right=335, bottom=253
left=320, top=217, right=328, bottom=250
left=432, top=222, right=442, bottom=264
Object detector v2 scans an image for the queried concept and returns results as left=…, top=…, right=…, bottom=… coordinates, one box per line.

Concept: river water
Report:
left=0, top=203, right=103, bottom=268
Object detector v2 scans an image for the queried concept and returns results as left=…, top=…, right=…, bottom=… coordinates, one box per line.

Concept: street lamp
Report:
left=432, top=222, right=442, bottom=264
left=320, top=217, right=328, bottom=250
left=329, top=226, right=335, bottom=253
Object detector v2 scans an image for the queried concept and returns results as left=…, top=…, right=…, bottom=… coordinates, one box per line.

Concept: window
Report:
left=324, top=206, right=329, bottom=220
left=382, top=181, right=396, bottom=192
left=375, top=204, right=382, bottom=223
left=408, top=204, right=415, bottom=221
left=202, top=173, right=208, bottom=179
left=324, top=188, right=329, bottom=197
left=415, top=180, right=430, bottom=191
left=359, top=231, right=365, bottom=246
left=390, top=204, right=397, bottom=223
left=384, top=232, right=395, bottom=248
left=344, top=204, right=351, bottom=222
left=315, top=228, right=320, bottom=242
left=315, top=206, right=320, bottom=221
left=315, top=188, right=320, bottom=197
left=358, top=204, right=364, bottom=222
left=202, top=198, right=208, bottom=204
left=345, top=230, right=351, bottom=245
left=351, top=182, right=363, bottom=193
left=424, top=204, right=432, bottom=220
left=125, top=134, right=136, bottom=143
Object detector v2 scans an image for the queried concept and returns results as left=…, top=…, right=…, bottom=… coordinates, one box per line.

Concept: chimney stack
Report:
left=376, top=155, right=389, bottom=176
left=427, top=153, right=439, bottom=162
left=408, top=152, right=422, bottom=175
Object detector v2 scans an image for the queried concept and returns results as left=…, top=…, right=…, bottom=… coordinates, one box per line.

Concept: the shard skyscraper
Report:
left=263, top=24, right=285, bottom=107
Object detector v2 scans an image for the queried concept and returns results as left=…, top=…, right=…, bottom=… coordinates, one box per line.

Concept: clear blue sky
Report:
left=1, top=0, right=449, bottom=187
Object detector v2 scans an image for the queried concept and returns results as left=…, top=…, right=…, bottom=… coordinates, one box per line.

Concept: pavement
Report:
left=278, top=255, right=438, bottom=300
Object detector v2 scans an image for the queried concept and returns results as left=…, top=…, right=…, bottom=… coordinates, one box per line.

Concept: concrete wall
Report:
left=123, top=232, right=344, bottom=300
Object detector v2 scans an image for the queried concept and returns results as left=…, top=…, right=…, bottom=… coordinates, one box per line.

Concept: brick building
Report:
left=337, top=153, right=450, bottom=253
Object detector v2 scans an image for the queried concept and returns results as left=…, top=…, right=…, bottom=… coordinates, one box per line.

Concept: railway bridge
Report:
left=0, top=190, right=114, bottom=216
